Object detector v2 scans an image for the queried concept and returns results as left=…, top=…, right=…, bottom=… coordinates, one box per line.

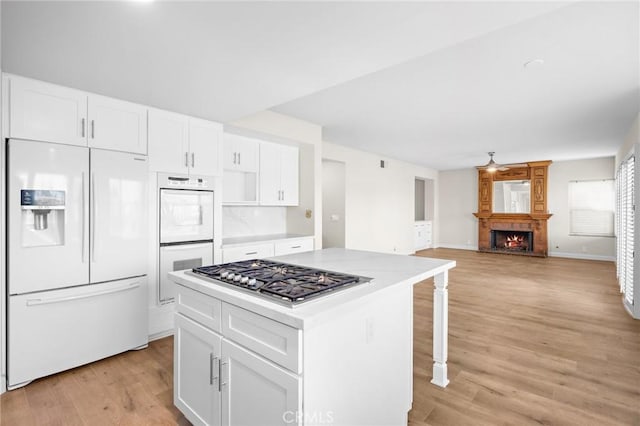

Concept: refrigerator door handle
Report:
left=25, top=281, right=141, bottom=306
left=91, top=173, right=96, bottom=263
left=82, top=172, right=87, bottom=263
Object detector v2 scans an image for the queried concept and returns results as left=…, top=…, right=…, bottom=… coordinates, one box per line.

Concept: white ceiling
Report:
left=2, top=1, right=638, bottom=170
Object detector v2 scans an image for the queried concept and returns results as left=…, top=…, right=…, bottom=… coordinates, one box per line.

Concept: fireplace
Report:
left=491, top=230, right=533, bottom=253
left=473, top=160, right=552, bottom=257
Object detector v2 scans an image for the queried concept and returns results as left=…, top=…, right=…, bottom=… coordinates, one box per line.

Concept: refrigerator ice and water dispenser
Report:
left=20, top=189, right=66, bottom=246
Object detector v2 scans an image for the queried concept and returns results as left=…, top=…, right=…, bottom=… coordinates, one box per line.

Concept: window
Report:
left=569, top=179, right=615, bottom=236
left=616, top=156, right=634, bottom=305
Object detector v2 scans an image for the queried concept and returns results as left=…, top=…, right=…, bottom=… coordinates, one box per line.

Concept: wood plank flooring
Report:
left=410, top=249, right=640, bottom=426
left=1, top=248, right=638, bottom=425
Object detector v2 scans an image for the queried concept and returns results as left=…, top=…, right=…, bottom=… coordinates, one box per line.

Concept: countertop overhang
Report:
left=169, top=248, right=455, bottom=330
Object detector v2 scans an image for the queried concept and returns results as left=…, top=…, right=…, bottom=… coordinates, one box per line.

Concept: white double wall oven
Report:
left=158, top=173, right=215, bottom=303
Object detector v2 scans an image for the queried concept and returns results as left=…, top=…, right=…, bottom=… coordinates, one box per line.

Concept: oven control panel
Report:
left=158, top=173, right=214, bottom=190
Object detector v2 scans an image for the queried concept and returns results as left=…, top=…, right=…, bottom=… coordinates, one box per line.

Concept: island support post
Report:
left=431, top=270, right=449, bottom=387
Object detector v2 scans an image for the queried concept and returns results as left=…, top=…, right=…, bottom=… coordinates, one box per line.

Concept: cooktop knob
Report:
left=248, top=278, right=257, bottom=287
left=220, top=271, right=229, bottom=278
left=240, top=276, right=249, bottom=284
left=234, top=274, right=242, bottom=282
left=227, top=273, right=235, bottom=280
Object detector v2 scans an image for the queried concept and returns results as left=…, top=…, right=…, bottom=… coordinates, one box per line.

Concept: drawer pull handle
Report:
left=245, top=251, right=258, bottom=255
left=291, top=245, right=301, bottom=249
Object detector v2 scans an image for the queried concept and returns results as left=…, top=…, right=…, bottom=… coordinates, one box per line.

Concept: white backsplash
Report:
left=222, top=206, right=287, bottom=238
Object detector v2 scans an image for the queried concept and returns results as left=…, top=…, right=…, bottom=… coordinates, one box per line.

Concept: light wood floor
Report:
left=1, top=248, right=639, bottom=425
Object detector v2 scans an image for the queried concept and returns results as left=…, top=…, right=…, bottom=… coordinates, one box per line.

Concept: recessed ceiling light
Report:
left=523, top=59, right=545, bottom=68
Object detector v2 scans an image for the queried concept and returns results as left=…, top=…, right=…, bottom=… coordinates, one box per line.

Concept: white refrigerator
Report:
left=7, top=139, right=149, bottom=389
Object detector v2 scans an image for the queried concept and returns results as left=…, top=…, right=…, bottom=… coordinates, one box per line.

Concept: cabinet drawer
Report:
left=221, top=303, right=302, bottom=374
left=176, top=285, right=222, bottom=333
left=274, top=238, right=314, bottom=256
left=222, top=243, right=274, bottom=263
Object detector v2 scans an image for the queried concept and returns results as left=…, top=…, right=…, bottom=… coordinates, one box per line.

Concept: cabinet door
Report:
left=222, top=133, right=239, bottom=170
left=189, top=118, right=223, bottom=176
left=88, top=95, right=147, bottom=154
left=258, top=142, right=282, bottom=205
left=175, top=313, right=222, bottom=426
left=223, top=134, right=259, bottom=173
left=148, top=109, right=189, bottom=174
left=8, top=75, right=88, bottom=146
left=279, top=145, right=299, bottom=206
left=221, top=340, right=301, bottom=426
left=235, top=137, right=259, bottom=172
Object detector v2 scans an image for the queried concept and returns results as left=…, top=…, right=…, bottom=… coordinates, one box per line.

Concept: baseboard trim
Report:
left=149, top=329, right=174, bottom=341
left=548, top=251, right=615, bottom=262
left=434, top=243, right=478, bottom=251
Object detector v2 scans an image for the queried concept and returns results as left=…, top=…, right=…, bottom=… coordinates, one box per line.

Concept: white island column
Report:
left=431, top=270, right=449, bottom=387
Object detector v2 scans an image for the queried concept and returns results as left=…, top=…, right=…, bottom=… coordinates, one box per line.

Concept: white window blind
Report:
left=616, top=156, right=634, bottom=305
left=569, top=180, right=615, bottom=236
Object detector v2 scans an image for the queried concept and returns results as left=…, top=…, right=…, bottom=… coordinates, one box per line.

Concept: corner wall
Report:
left=322, top=142, right=438, bottom=255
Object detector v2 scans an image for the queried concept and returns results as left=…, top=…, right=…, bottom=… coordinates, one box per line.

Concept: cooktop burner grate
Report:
left=190, top=259, right=370, bottom=306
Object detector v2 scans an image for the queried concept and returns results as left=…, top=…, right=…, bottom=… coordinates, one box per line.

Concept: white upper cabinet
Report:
left=259, top=142, right=299, bottom=206
left=148, top=109, right=189, bottom=174
left=5, top=74, right=147, bottom=154
left=223, top=134, right=259, bottom=173
left=189, top=117, right=223, bottom=177
left=222, top=134, right=259, bottom=204
left=148, top=109, right=223, bottom=176
left=7, top=75, right=88, bottom=147
left=87, top=95, right=147, bottom=154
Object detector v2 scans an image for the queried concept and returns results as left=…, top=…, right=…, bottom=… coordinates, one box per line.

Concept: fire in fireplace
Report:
left=490, top=230, right=533, bottom=252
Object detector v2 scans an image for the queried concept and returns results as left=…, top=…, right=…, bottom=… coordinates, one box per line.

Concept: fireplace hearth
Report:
left=491, top=230, right=533, bottom=253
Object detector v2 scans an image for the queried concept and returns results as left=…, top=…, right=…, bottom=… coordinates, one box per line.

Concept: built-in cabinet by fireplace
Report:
left=473, top=161, right=552, bottom=257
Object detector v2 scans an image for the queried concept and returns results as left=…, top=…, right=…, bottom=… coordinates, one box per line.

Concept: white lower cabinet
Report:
left=174, top=280, right=414, bottom=426
left=222, top=340, right=301, bottom=426
left=174, top=313, right=222, bottom=426
left=175, top=296, right=302, bottom=426
left=222, top=237, right=314, bottom=263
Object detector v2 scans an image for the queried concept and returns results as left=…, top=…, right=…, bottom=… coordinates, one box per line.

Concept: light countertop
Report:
left=222, top=233, right=314, bottom=248
left=169, top=248, right=455, bottom=330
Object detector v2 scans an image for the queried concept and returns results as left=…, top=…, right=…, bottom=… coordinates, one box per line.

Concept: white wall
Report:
left=547, top=157, right=615, bottom=260
left=322, top=160, right=345, bottom=248
left=322, top=142, right=438, bottom=255
left=230, top=110, right=322, bottom=248
left=437, top=159, right=617, bottom=260
left=437, top=168, right=478, bottom=250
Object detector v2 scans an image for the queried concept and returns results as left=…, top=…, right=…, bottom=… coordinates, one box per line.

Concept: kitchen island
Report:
left=169, top=248, right=454, bottom=426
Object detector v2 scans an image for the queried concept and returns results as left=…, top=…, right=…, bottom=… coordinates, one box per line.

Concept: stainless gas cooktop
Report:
left=188, top=259, right=371, bottom=306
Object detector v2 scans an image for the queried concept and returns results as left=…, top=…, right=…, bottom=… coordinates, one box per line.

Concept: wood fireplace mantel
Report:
left=474, top=161, right=552, bottom=257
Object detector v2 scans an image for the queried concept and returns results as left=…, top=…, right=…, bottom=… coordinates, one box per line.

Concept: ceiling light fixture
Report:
left=482, top=152, right=508, bottom=173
